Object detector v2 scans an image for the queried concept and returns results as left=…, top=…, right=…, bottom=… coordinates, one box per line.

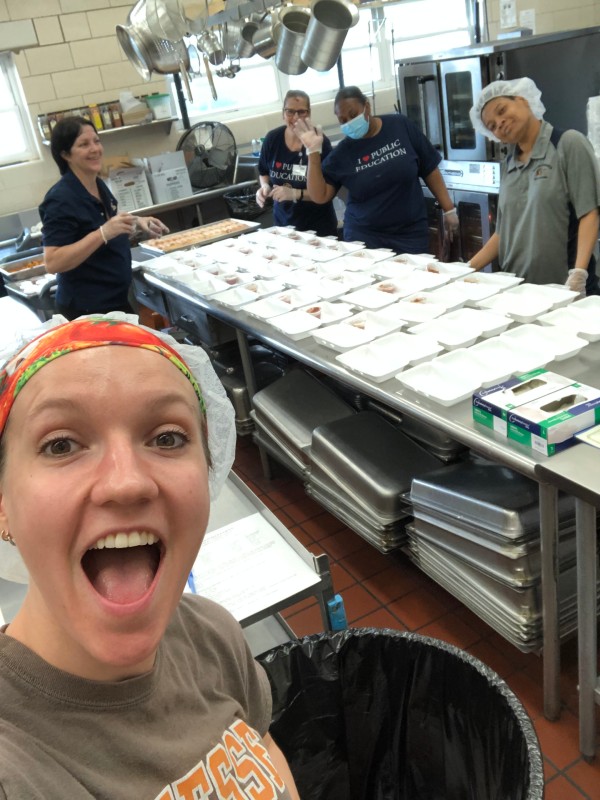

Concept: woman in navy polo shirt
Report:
left=39, top=117, right=168, bottom=320
left=295, top=86, right=458, bottom=254
left=256, top=90, right=338, bottom=237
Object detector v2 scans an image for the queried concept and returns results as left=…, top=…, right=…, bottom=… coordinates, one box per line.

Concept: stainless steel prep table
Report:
left=535, top=447, right=600, bottom=759
left=143, top=268, right=600, bottom=736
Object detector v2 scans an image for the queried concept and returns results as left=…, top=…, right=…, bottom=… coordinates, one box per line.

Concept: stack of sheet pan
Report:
left=305, top=411, right=443, bottom=552
left=408, top=461, right=600, bottom=651
left=251, top=368, right=357, bottom=479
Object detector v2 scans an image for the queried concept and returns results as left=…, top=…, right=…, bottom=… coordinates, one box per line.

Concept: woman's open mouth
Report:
left=81, top=532, right=163, bottom=604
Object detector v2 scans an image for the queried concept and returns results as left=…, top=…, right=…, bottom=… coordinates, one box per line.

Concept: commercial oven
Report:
left=397, top=26, right=600, bottom=162
left=423, top=159, right=499, bottom=265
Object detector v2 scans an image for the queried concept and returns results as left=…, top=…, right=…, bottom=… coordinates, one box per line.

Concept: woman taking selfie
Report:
left=0, top=315, right=300, bottom=799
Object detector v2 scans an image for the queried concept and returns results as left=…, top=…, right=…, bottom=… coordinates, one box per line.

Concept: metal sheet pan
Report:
left=138, top=218, right=261, bottom=254
left=0, top=254, right=46, bottom=282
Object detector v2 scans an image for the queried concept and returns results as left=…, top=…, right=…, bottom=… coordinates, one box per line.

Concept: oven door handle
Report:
left=416, top=75, right=442, bottom=150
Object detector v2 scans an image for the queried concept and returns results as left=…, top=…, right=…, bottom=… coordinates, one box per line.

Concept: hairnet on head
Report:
left=469, top=77, right=546, bottom=141
left=0, top=312, right=237, bottom=583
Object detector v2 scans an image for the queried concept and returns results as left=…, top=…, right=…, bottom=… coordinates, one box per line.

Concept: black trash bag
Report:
left=258, top=629, right=544, bottom=800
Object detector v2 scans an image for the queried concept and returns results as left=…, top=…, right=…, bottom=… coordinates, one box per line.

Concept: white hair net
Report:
left=469, top=77, right=546, bottom=142
left=0, top=312, right=236, bottom=583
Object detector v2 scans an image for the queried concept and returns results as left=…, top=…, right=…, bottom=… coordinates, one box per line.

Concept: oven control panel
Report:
left=438, top=160, right=501, bottom=193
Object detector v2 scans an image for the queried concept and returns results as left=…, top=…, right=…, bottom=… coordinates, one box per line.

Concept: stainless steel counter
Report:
left=132, top=179, right=257, bottom=218
left=143, top=268, right=600, bottom=740
left=536, top=446, right=600, bottom=759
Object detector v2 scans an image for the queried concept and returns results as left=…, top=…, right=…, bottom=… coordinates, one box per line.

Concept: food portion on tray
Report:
left=140, top=218, right=258, bottom=253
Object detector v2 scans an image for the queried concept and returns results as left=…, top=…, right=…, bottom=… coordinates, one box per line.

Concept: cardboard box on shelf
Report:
left=108, top=167, right=153, bottom=212
left=144, top=151, right=193, bottom=205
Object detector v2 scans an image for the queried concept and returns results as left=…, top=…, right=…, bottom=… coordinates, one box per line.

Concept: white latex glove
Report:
left=566, top=267, right=587, bottom=296
left=293, top=117, right=323, bottom=154
left=442, top=208, right=459, bottom=242
left=256, top=184, right=271, bottom=208
left=270, top=185, right=299, bottom=203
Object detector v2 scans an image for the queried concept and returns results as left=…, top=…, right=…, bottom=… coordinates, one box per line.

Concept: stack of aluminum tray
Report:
left=306, top=411, right=444, bottom=553
left=408, top=461, right=600, bottom=651
left=251, top=369, right=356, bottom=479
left=366, top=398, right=468, bottom=463
left=220, top=372, right=254, bottom=436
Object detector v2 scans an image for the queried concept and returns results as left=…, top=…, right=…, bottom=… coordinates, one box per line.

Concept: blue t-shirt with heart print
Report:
left=321, top=113, right=441, bottom=253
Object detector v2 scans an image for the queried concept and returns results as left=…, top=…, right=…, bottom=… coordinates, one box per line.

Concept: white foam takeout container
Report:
left=455, top=272, right=523, bottom=304
left=507, top=282, right=579, bottom=310
left=312, top=308, right=406, bottom=352
left=476, top=288, right=555, bottom=323
left=499, top=323, right=589, bottom=362
left=175, top=273, right=229, bottom=296
left=211, top=285, right=263, bottom=309
left=466, top=335, right=551, bottom=381
left=271, top=301, right=355, bottom=340
left=336, top=331, right=443, bottom=383
left=395, top=354, right=483, bottom=406
left=388, top=294, right=449, bottom=323
left=407, top=306, right=509, bottom=350
left=536, top=304, right=600, bottom=342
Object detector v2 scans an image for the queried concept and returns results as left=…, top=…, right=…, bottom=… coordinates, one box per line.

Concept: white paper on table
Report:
left=187, top=512, right=320, bottom=622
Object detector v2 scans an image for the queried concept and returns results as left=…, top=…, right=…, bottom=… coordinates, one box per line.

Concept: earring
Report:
left=1, top=529, right=15, bottom=546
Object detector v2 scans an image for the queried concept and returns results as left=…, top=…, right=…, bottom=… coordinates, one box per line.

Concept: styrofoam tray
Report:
left=147, top=261, right=195, bottom=279
left=506, top=282, right=579, bottom=309
left=455, top=272, right=523, bottom=303
left=175, top=273, right=229, bottom=296
left=476, top=291, right=557, bottom=323
left=271, top=301, right=355, bottom=340
left=251, top=260, right=293, bottom=279
left=383, top=253, right=438, bottom=267
left=211, top=285, right=262, bottom=308
left=536, top=305, right=600, bottom=342
left=273, top=254, right=315, bottom=271
left=312, top=309, right=406, bottom=351
left=270, top=288, right=321, bottom=309
left=395, top=358, right=482, bottom=406
left=575, top=423, right=600, bottom=449
left=336, top=331, right=443, bottom=382
left=500, top=323, right=589, bottom=361
left=467, top=335, right=550, bottom=377
left=576, top=295, right=600, bottom=312
left=343, top=284, right=404, bottom=310
left=328, top=254, right=384, bottom=273
left=244, top=295, right=296, bottom=320
left=415, top=261, right=475, bottom=279
left=425, top=283, right=471, bottom=312
left=372, top=261, right=418, bottom=279
left=242, top=279, right=286, bottom=298
left=408, top=317, right=479, bottom=350
left=388, top=294, right=449, bottom=323
left=342, top=248, right=395, bottom=265
left=440, top=306, right=512, bottom=338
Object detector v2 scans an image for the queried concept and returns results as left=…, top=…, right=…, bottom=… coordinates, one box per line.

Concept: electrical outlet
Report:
left=500, top=0, right=517, bottom=29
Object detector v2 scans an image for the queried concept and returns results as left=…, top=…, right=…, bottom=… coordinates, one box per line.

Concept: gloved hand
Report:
left=293, top=117, right=323, bottom=154
left=256, top=184, right=272, bottom=208
left=136, top=216, right=170, bottom=238
left=566, top=267, right=587, bottom=296
left=442, top=207, right=459, bottom=242
left=270, top=185, right=299, bottom=203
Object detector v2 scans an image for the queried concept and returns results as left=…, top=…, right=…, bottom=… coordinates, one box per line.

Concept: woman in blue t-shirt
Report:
left=256, top=90, right=338, bottom=237
left=295, top=86, right=458, bottom=254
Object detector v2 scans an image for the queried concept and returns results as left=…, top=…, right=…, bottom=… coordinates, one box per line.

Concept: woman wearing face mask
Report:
left=294, top=85, right=458, bottom=253
left=256, top=90, right=338, bottom=237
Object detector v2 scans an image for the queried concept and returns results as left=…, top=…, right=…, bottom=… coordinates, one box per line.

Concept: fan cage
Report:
left=176, top=122, right=237, bottom=191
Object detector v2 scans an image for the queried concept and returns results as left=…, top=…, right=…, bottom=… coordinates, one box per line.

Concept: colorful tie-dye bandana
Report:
left=0, top=317, right=206, bottom=436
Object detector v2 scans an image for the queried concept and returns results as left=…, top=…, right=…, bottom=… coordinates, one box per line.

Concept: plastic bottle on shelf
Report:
left=100, top=104, right=113, bottom=129
left=109, top=102, right=123, bottom=127
left=88, top=103, right=103, bottom=130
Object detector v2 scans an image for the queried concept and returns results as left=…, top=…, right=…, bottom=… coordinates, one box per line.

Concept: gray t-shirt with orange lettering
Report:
left=0, top=595, right=291, bottom=800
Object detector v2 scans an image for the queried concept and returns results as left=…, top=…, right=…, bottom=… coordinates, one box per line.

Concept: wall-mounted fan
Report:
left=176, top=122, right=237, bottom=191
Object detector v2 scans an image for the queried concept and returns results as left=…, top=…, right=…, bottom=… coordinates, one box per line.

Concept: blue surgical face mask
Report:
left=340, top=111, right=369, bottom=139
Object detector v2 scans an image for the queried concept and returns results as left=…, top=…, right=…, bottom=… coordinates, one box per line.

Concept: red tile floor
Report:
left=234, top=435, right=600, bottom=799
